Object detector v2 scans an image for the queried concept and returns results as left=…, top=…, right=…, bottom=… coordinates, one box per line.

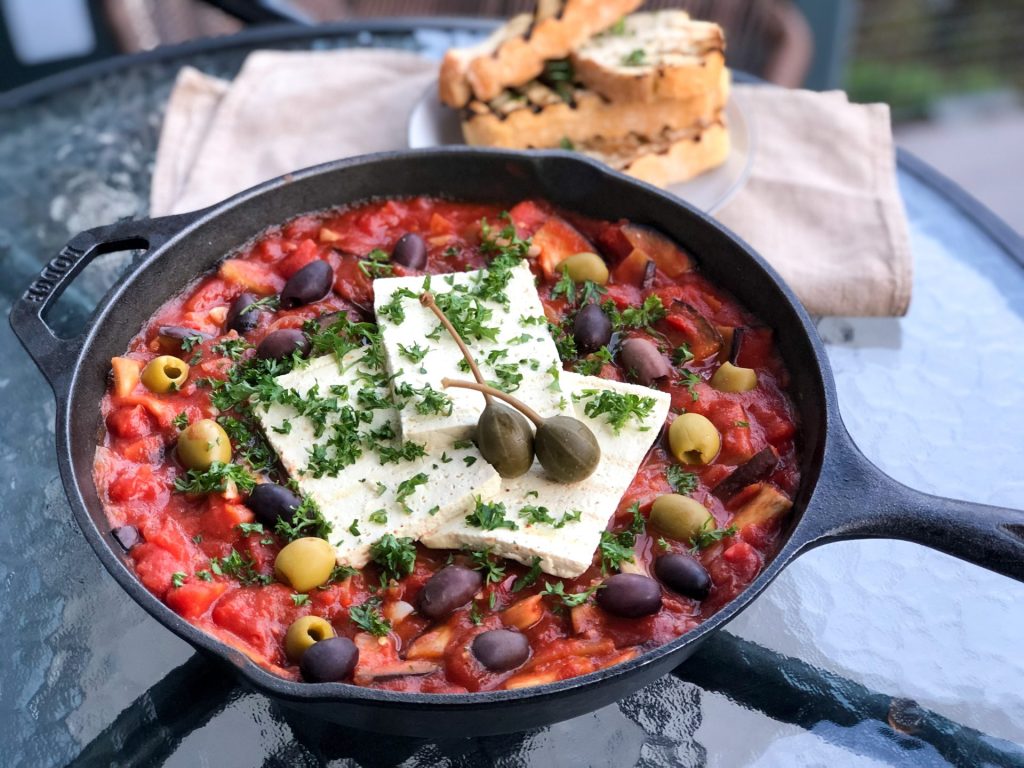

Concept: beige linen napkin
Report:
left=151, top=50, right=911, bottom=316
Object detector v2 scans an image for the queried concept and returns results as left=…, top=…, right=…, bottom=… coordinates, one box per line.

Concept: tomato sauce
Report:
left=94, top=197, right=800, bottom=691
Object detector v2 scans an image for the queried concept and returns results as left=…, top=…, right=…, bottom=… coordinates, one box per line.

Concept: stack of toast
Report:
left=439, top=3, right=730, bottom=189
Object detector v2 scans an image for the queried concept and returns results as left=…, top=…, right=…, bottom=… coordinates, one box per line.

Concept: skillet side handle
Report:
left=806, top=434, right=1024, bottom=583
left=9, top=213, right=198, bottom=395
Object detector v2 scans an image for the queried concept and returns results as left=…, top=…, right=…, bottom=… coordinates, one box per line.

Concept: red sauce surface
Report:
left=94, top=197, right=800, bottom=691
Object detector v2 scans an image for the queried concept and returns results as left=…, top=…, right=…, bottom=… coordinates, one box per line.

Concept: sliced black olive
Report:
left=255, top=329, right=310, bottom=361
left=246, top=483, right=301, bottom=527
left=280, top=260, right=333, bottom=309
left=617, top=338, right=672, bottom=387
left=226, top=292, right=260, bottom=334
left=111, top=525, right=141, bottom=551
left=417, top=565, right=483, bottom=620
left=471, top=629, right=530, bottom=672
left=392, top=233, right=427, bottom=270
left=712, top=446, right=780, bottom=501
left=573, top=303, right=612, bottom=355
left=596, top=573, right=662, bottom=618
left=300, top=636, right=359, bottom=683
left=654, top=554, right=712, bottom=600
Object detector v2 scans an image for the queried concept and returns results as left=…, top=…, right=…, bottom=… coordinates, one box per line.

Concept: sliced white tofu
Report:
left=256, top=349, right=500, bottom=568
left=373, top=262, right=567, bottom=450
left=421, top=372, right=671, bottom=578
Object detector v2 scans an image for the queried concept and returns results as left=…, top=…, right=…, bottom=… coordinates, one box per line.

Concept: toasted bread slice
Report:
left=462, top=68, right=730, bottom=149
left=439, top=0, right=643, bottom=107
left=571, top=11, right=726, bottom=103
left=580, top=118, right=731, bottom=189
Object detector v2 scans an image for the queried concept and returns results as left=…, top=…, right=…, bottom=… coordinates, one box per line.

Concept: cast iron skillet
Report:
left=11, top=149, right=1024, bottom=737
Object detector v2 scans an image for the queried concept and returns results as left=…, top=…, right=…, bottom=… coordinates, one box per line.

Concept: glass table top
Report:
left=1, top=21, right=1022, bottom=768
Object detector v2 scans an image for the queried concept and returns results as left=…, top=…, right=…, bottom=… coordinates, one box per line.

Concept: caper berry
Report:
left=141, top=355, right=189, bottom=394
left=476, top=403, right=535, bottom=478
left=275, top=537, right=335, bottom=593
left=285, top=615, right=335, bottom=662
left=176, top=418, right=232, bottom=471
left=535, top=415, right=601, bottom=484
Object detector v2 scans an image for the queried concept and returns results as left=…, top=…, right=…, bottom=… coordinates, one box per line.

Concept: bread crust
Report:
left=462, top=70, right=730, bottom=149
left=438, top=0, right=643, bottom=107
left=570, top=12, right=726, bottom=103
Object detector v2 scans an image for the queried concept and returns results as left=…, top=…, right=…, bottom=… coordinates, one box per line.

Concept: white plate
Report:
left=407, top=82, right=755, bottom=214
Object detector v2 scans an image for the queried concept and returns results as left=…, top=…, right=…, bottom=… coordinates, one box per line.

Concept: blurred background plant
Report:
left=1, top=0, right=1020, bottom=228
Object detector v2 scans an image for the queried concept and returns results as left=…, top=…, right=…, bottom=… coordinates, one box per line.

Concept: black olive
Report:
left=111, top=525, right=141, bottom=551
left=300, top=636, right=359, bottom=683
left=596, top=573, right=662, bottom=618
left=476, top=403, right=535, bottom=478
left=256, top=329, right=310, bottom=361
left=226, top=292, right=260, bottom=334
left=654, top=554, right=712, bottom=600
left=418, top=565, right=483, bottom=620
left=392, top=233, right=427, bottom=269
left=534, top=415, right=601, bottom=483
left=280, top=260, right=333, bottom=309
left=471, top=629, right=530, bottom=672
left=574, top=303, right=613, bottom=355
left=246, top=483, right=301, bottom=528
left=617, top=338, right=672, bottom=386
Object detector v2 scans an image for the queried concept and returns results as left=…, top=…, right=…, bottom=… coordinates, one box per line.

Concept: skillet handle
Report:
left=803, top=430, right=1024, bottom=583
left=9, top=213, right=198, bottom=395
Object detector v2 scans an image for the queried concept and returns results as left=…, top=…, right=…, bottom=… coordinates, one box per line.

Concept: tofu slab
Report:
left=421, top=373, right=671, bottom=578
left=373, top=262, right=566, bottom=450
left=257, top=349, right=500, bottom=568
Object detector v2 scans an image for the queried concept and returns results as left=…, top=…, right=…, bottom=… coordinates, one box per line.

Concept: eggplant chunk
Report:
left=669, top=301, right=723, bottom=361
left=728, top=484, right=793, bottom=531
left=713, top=446, right=780, bottom=501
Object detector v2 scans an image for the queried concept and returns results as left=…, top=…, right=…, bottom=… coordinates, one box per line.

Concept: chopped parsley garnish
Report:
left=172, top=411, right=189, bottom=430
left=609, top=17, right=626, bottom=35
left=513, top=557, right=543, bottom=592
left=368, top=509, right=388, bottom=524
left=326, top=564, right=358, bottom=584
left=192, top=534, right=204, bottom=544
left=271, top=419, right=292, bottom=435
left=735, top=420, right=750, bottom=428
left=489, top=363, right=523, bottom=393
left=179, top=333, right=206, bottom=353
left=468, top=548, right=507, bottom=584
left=678, top=370, right=702, bottom=402
left=519, top=504, right=556, bottom=525
left=559, top=137, right=575, bottom=150
left=377, top=441, right=428, bottom=465
left=174, top=462, right=256, bottom=495
left=466, top=498, right=518, bottom=531
left=395, top=472, right=429, bottom=509
left=673, top=344, right=694, bottom=365
left=358, top=248, right=394, bottom=278
left=274, top=496, right=332, bottom=541
left=621, top=48, right=647, bottom=66
left=240, top=295, right=279, bottom=315
left=236, top=522, right=265, bottom=536
left=598, top=502, right=645, bottom=573
left=469, top=601, right=484, bottom=626
left=575, top=389, right=657, bottom=433
left=348, top=519, right=361, bottom=537
left=690, top=517, right=738, bottom=551
left=211, top=337, right=251, bottom=361
left=378, top=287, right=417, bottom=325
left=370, top=534, right=416, bottom=581
left=394, top=381, right=453, bottom=416
left=541, top=581, right=601, bottom=608
left=211, top=549, right=271, bottom=586
left=428, top=291, right=499, bottom=343
left=197, top=569, right=213, bottom=581
left=666, top=465, right=699, bottom=495
left=349, top=598, right=391, bottom=636
left=397, top=342, right=429, bottom=363
left=574, top=346, right=613, bottom=376
left=616, top=295, right=667, bottom=330
left=291, top=593, right=310, bottom=607
left=171, top=572, right=186, bottom=588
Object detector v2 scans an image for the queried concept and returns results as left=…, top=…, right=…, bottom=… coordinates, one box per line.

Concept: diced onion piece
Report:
left=383, top=600, right=415, bottom=625
left=207, top=306, right=227, bottom=325
left=500, top=595, right=545, bottom=630
left=503, top=670, right=560, bottom=690
left=405, top=626, right=452, bottom=660
left=318, top=227, right=342, bottom=243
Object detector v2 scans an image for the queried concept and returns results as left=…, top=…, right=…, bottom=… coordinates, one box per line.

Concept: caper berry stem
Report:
left=420, top=292, right=491, bottom=404
left=441, top=378, right=544, bottom=427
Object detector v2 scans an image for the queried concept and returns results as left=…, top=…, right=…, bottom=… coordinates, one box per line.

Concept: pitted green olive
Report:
left=560, top=252, right=609, bottom=285
left=176, top=418, right=231, bottom=471
left=141, top=355, right=189, bottom=394
left=285, top=615, right=335, bottom=662
left=710, top=362, right=758, bottom=393
left=275, top=537, right=336, bottom=593
left=476, top=403, right=535, bottom=478
left=650, top=494, right=712, bottom=541
left=668, top=413, right=720, bottom=465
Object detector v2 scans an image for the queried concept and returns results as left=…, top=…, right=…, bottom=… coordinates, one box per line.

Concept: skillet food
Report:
left=93, top=197, right=800, bottom=692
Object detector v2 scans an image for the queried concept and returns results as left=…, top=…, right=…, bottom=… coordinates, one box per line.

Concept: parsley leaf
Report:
left=621, top=48, right=647, bottom=66
left=467, top=548, right=507, bottom=584
left=174, top=462, right=256, bottom=495
left=291, top=593, right=310, bottom=607
left=172, top=412, right=189, bottom=430
left=171, top=572, right=186, bottom=588
left=575, top=389, right=657, bottom=433
left=690, top=516, right=738, bottom=551
left=513, top=557, right=543, bottom=592
left=211, top=549, right=270, bottom=586
left=666, top=465, right=699, bottom=495
left=541, top=581, right=601, bottom=608
left=349, top=598, right=391, bottom=636
left=370, top=534, right=416, bottom=581
left=274, top=496, right=332, bottom=541
left=466, top=498, right=518, bottom=531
